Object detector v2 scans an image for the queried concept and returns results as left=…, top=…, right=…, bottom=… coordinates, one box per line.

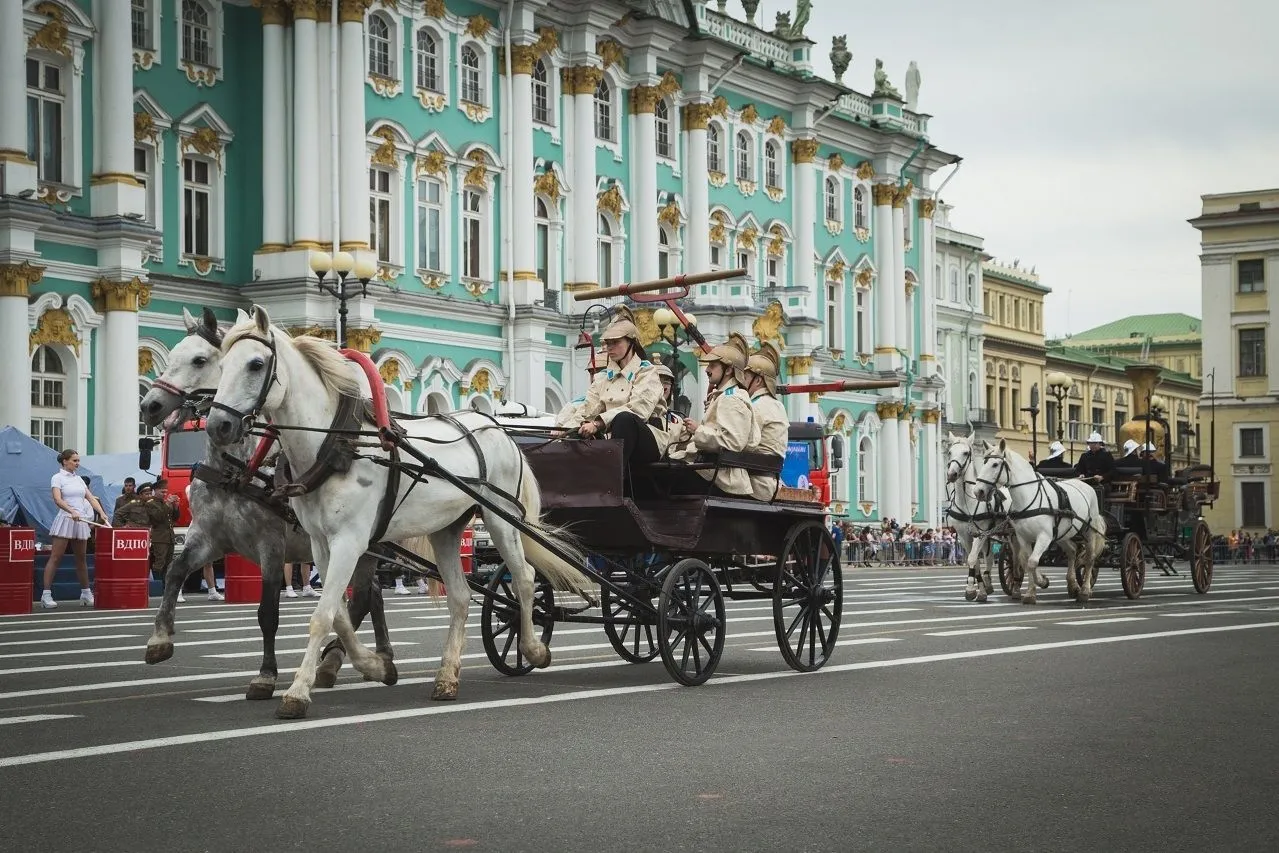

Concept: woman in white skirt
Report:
left=40, top=448, right=109, bottom=609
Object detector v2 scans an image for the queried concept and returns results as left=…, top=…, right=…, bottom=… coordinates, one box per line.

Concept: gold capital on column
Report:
left=505, top=44, right=540, bottom=75
left=919, top=198, right=936, bottom=219
left=0, top=261, right=46, bottom=298
left=786, top=355, right=813, bottom=374
left=875, top=400, right=900, bottom=420
left=252, top=0, right=290, bottom=25
left=337, top=0, right=370, bottom=23
left=921, top=409, right=941, bottom=425
left=291, top=0, right=319, bottom=21
left=630, top=85, right=661, bottom=114
left=345, top=327, right=382, bottom=353
left=91, top=277, right=152, bottom=312
left=567, top=66, right=605, bottom=96
left=871, top=183, right=896, bottom=206
left=790, top=138, right=819, bottom=163
left=681, top=102, right=713, bottom=130
left=892, top=180, right=914, bottom=208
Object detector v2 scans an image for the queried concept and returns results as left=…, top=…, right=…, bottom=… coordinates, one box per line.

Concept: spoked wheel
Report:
left=480, top=567, right=555, bottom=676
left=998, top=551, right=1023, bottom=598
left=1120, top=533, right=1146, bottom=600
left=657, top=559, right=726, bottom=686
left=1191, top=519, right=1214, bottom=594
left=773, top=521, right=843, bottom=673
left=600, top=583, right=659, bottom=663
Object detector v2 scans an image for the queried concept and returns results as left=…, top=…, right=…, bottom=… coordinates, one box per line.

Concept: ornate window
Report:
left=532, top=59, right=551, bottom=125
left=826, top=278, right=842, bottom=350
left=594, top=78, right=613, bottom=141
left=461, top=188, right=484, bottom=280
left=853, top=185, right=867, bottom=229
left=460, top=45, right=483, bottom=105
left=857, top=436, right=875, bottom=504
left=181, top=0, right=215, bottom=67
left=31, top=346, right=66, bottom=452
left=966, top=271, right=976, bottom=304
left=25, top=57, right=65, bottom=183
left=535, top=197, right=550, bottom=286
left=735, top=130, right=753, bottom=181
left=369, top=167, right=394, bottom=263
left=131, top=0, right=154, bottom=51
left=134, top=146, right=156, bottom=226
left=415, top=176, right=444, bottom=273
left=415, top=29, right=440, bottom=92
left=825, top=175, right=841, bottom=222
left=597, top=214, right=614, bottom=287
left=764, top=141, right=780, bottom=189
left=707, top=124, right=723, bottom=173
left=655, top=99, right=672, bottom=158
left=367, top=14, right=393, bottom=78
left=658, top=228, right=671, bottom=279
left=181, top=156, right=212, bottom=256
left=854, top=287, right=869, bottom=353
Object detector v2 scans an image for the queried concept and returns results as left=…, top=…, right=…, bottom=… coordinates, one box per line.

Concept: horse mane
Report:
left=222, top=320, right=362, bottom=399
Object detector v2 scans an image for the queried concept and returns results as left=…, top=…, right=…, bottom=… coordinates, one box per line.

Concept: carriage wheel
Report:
left=773, top=521, right=843, bottom=673
left=1191, top=519, right=1214, bottom=594
left=600, top=584, right=659, bottom=663
left=657, top=559, right=726, bottom=686
left=480, top=567, right=555, bottom=676
left=1120, top=533, right=1145, bottom=600
left=998, top=550, right=1023, bottom=598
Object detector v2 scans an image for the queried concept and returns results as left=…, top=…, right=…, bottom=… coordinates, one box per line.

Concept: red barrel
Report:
left=0, top=528, right=37, bottom=615
left=223, top=553, right=262, bottom=604
left=460, top=527, right=475, bottom=575
left=94, top=527, right=151, bottom=609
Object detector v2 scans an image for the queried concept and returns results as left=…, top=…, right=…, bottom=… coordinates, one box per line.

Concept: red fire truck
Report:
left=784, top=420, right=844, bottom=509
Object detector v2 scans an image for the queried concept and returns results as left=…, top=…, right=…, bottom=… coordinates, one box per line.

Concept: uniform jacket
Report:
left=569, top=353, right=662, bottom=430
left=746, top=389, right=789, bottom=501
left=668, top=379, right=754, bottom=496
left=554, top=397, right=585, bottom=428
left=144, top=498, right=180, bottom=544
left=648, top=400, right=684, bottom=455
left=1074, top=448, right=1116, bottom=480
left=112, top=496, right=152, bottom=528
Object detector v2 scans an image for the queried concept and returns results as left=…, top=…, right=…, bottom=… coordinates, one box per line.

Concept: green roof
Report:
left=1045, top=345, right=1199, bottom=388
left=1067, top=313, right=1202, bottom=345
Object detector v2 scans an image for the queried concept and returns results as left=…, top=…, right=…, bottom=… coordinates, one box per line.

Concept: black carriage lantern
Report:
left=309, top=250, right=377, bottom=349
left=1020, top=382, right=1041, bottom=463
left=653, top=305, right=698, bottom=416
left=1045, top=371, right=1074, bottom=445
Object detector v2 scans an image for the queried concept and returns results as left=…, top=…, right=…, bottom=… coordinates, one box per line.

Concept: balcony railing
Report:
left=966, top=408, right=996, bottom=424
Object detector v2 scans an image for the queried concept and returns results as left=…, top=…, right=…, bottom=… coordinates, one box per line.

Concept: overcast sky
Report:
left=744, top=0, right=1279, bottom=337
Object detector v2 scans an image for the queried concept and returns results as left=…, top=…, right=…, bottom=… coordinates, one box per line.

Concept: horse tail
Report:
left=515, top=457, right=596, bottom=601
left=393, top=534, right=444, bottom=599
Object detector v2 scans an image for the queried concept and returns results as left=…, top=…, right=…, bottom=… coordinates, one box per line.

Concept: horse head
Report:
left=140, top=306, right=246, bottom=429
left=944, top=431, right=974, bottom=484
left=206, top=304, right=283, bottom=447
left=971, top=437, right=1010, bottom=502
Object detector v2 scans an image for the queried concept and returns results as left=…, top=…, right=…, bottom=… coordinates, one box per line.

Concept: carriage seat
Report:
left=648, top=450, right=783, bottom=499
left=1176, top=465, right=1212, bottom=482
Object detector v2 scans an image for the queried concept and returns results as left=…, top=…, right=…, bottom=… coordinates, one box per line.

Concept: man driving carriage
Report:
left=1074, top=431, right=1115, bottom=482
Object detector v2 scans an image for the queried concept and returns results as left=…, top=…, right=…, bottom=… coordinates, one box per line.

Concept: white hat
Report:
left=1122, top=439, right=1139, bottom=455
left=1142, top=442, right=1158, bottom=452
left=1046, top=441, right=1065, bottom=460
left=1086, top=431, right=1104, bottom=444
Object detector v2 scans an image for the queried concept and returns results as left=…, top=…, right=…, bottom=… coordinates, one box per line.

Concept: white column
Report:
left=682, top=103, right=710, bottom=275
left=316, top=17, right=334, bottom=248
left=0, top=0, right=36, bottom=194
left=791, top=139, right=819, bottom=303
left=571, top=67, right=602, bottom=289
left=512, top=317, right=548, bottom=410
left=90, top=0, right=145, bottom=217
left=872, top=184, right=897, bottom=372
left=259, top=5, right=288, bottom=250
left=918, top=200, right=937, bottom=363
left=337, top=9, right=367, bottom=253
left=93, top=281, right=148, bottom=453
left=892, top=200, right=908, bottom=355
left=560, top=80, right=576, bottom=286
left=291, top=9, right=321, bottom=247
left=924, top=413, right=940, bottom=527
left=0, top=263, right=42, bottom=434
left=631, top=88, right=658, bottom=282
left=509, top=49, right=540, bottom=304
left=878, top=403, right=900, bottom=523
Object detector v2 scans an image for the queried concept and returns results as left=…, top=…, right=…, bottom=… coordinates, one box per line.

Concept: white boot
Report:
left=394, top=579, right=411, bottom=596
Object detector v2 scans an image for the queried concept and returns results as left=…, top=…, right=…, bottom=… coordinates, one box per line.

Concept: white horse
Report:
left=204, top=306, right=594, bottom=719
left=944, top=433, right=1004, bottom=602
left=971, top=439, right=1106, bottom=605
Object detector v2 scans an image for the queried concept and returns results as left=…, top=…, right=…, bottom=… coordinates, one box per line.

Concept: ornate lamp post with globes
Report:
left=309, top=250, right=378, bottom=349
left=653, top=305, right=697, bottom=416
left=1045, top=370, right=1074, bottom=447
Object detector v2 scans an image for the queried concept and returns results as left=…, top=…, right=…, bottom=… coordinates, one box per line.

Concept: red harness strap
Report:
left=340, top=348, right=395, bottom=450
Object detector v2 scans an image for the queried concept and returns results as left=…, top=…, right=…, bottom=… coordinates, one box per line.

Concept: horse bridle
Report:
left=208, top=331, right=279, bottom=428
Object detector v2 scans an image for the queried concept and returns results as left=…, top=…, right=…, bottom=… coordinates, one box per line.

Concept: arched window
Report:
left=31, top=346, right=67, bottom=451
left=707, top=124, right=722, bottom=173
left=654, top=99, right=672, bottom=158
left=461, top=188, right=484, bottom=279
left=658, top=227, right=671, bottom=278
left=857, top=436, right=876, bottom=504
left=532, top=59, right=550, bottom=124
left=825, top=176, right=840, bottom=222
left=764, top=141, right=780, bottom=189
left=367, top=14, right=393, bottom=77
left=597, top=214, right=614, bottom=286
left=735, top=130, right=753, bottom=181
left=949, top=267, right=959, bottom=302
left=854, top=185, right=868, bottom=230
left=426, top=391, right=449, bottom=415
left=181, top=0, right=213, bottom=67
left=593, top=78, right=613, bottom=141
left=966, top=272, right=976, bottom=304
left=460, top=46, right=482, bottom=104
left=535, top=196, right=550, bottom=286
left=416, top=29, right=440, bottom=92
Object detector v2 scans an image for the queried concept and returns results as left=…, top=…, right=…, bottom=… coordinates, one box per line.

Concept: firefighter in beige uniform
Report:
left=553, top=348, right=608, bottom=428
left=562, top=307, right=664, bottom=489
left=742, top=342, right=789, bottom=501
left=647, top=353, right=684, bottom=456
left=665, top=333, right=754, bottom=497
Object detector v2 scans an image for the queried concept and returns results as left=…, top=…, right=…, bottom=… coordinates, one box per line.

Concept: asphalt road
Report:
left=3, top=562, right=1278, bottom=852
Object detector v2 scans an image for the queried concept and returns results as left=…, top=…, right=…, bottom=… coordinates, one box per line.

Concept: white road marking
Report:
left=4, top=621, right=1276, bottom=768
left=748, top=637, right=900, bottom=652
left=1161, top=611, right=1241, bottom=617
left=926, top=626, right=1038, bottom=637
left=0, top=714, right=79, bottom=726
left=1055, top=617, right=1149, bottom=626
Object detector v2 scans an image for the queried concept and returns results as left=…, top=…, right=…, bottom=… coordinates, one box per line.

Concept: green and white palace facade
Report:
left=0, top=0, right=961, bottom=526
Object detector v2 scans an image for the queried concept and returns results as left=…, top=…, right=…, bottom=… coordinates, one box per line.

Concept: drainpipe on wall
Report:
left=898, top=137, right=927, bottom=187
left=328, top=0, right=340, bottom=257
left=501, top=0, right=516, bottom=401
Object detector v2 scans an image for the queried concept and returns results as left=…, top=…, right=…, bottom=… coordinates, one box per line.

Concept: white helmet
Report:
left=1142, top=442, right=1158, bottom=452
left=1122, top=439, right=1139, bottom=455
left=1086, top=431, right=1104, bottom=444
left=1046, top=441, right=1065, bottom=460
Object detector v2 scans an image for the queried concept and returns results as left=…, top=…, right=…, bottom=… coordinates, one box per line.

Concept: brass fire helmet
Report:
left=1117, top=364, right=1168, bottom=460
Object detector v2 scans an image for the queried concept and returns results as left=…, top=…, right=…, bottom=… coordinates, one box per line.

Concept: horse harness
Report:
left=975, top=452, right=1093, bottom=546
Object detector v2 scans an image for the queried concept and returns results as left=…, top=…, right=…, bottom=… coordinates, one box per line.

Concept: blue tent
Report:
left=0, top=425, right=108, bottom=539
left=80, top=451, right=157, bottom=510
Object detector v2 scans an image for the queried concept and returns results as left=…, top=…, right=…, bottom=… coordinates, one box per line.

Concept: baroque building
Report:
left=979, top=259, right=1048, bottom=462
left=0, top=0, right=958, bottom=527
left=932, top=201, right=992, bottom=443
left=1189, top=187, right=1279, bottom=533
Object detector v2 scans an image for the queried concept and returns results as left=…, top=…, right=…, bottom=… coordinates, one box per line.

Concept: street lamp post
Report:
left=653, top=306, right=697, bottom=416
left=1020, top=382, right=1040, bottom=463
left=1045, top=370, right=1074, bottom=446
left=309, top=250, right=377, bottom=348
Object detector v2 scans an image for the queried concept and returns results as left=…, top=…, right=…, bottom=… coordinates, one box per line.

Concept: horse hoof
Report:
left=430, top=681, right=458, bottom=701
left=964, top=588, right=977, bottom=601
left=975, top=589, right=988, bottom=603
left=1077, top=590, right=1091, bottom=604
left=381, top=660, right=399, bottom=686
left=314, top=650, right=343, bottom=689
left=145, top=642, right=174, bottom=665
left=1021, top=597, right=1038, bottom=606
left=276, top=696, right=310, bottom=719
left=983, top=579, right=994, bottom=594
left=245, top=678, right=276, bottom=701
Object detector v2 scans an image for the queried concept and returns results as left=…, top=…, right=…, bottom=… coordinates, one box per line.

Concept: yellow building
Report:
left=1189, top=188, right=1279, bottom=533
left=980, top=260, right=1049, bottom=460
